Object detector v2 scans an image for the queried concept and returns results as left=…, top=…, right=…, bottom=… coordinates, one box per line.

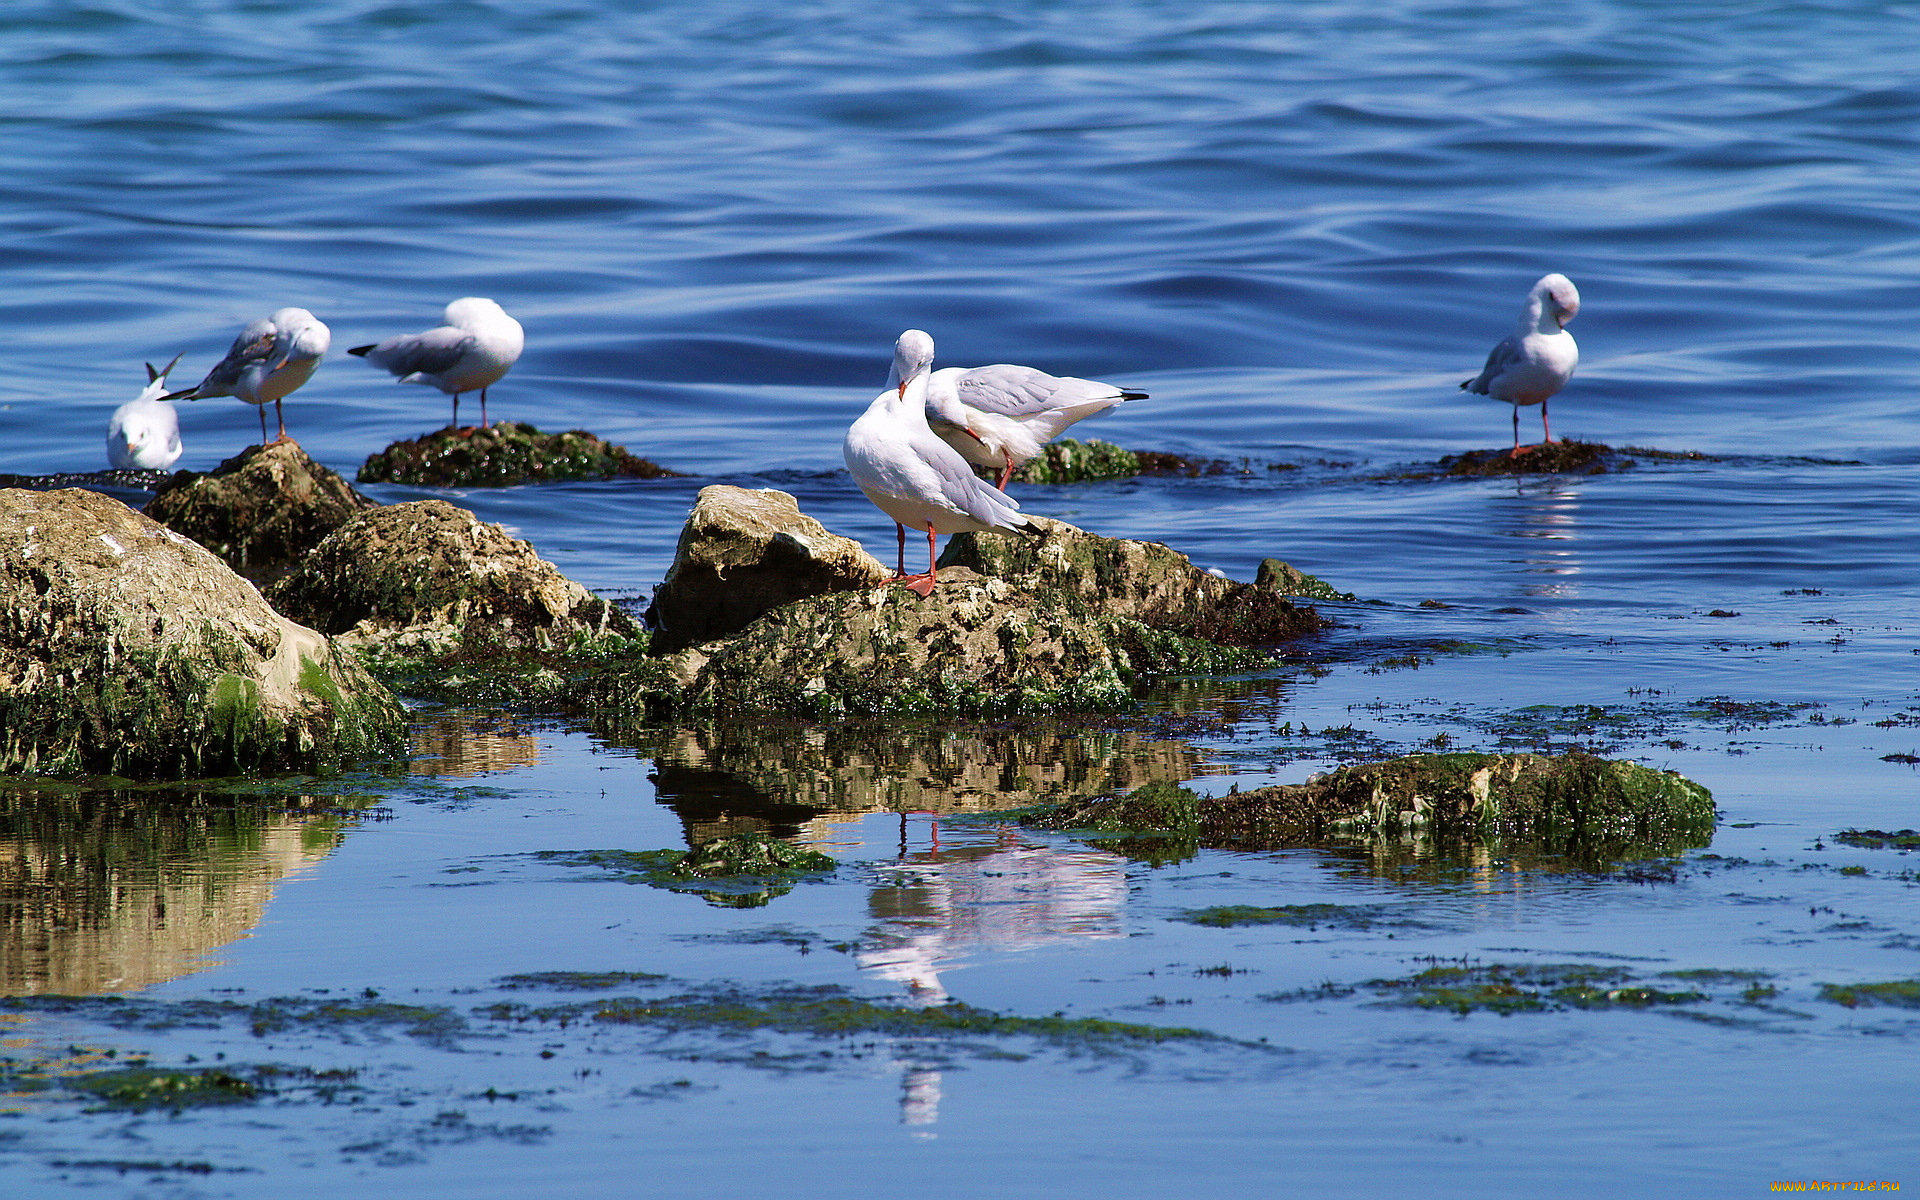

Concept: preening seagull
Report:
left=886, top=329, right=1146, bottom=488
left=163, top=307, right=331, bottom=446
left=106, top=355, right=184, bottom=470
left=1461, top=273, right=1580, bottom=456
left=348, top=297, right=524, bottom=429
left=844, top=335, right=1044, bottom=597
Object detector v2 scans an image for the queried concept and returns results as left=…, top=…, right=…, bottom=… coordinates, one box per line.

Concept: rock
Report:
left=1436, top=440, right=1613, bottom=477
left=667, top=568, right=1138, bottom=717
left=265, top=499, right=636, bottom=658
left=0, top=488, right=405, bottom=778
left=644, top=485, right=892, bottom=652
left=1254, top=558, right=1356, bottom=602
left=1004, top=439, right=1243, bottom=484
left=356, top=422, right=683, bottom=488
left=939, top=518, right=1324, bottom=646
left=1026, top=752, right=1716, bottom=858
left=145, top=441, right=378, bottom=583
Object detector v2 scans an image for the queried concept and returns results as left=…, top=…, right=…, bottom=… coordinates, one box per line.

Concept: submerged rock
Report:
left=266, top=499, right=636, bottom=658
left=939, top=517, right=1325, bottom=646
left=644, top=485, right=890, bottom=653
left=1027, top=752, right=1715, bottom=859
left=1435, top=440, right=1613, bottom=477
left=356, top=422, right=683, bottom=488
left=1254, top=558, right=1357, bottom=602
left=145, top=441, right=378, bottom=583
left=1006, top=439, right=1244, bottom=485
left=0, top=488, right=405, bottom=777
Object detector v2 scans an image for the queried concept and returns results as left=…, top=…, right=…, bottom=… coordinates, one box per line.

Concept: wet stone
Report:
left=0, top=487, right=406, bottom=778
left=1006, top=439, right=1243, bottom=485
left=266, top=498, right=637, bottom=659
left=145, top=440, right=379, bottom=584
left=644, top=485, right=890, bottom=653
left=356, top=422, right=684, bottom=488
left=1434, top=440, right=1614, bottom=477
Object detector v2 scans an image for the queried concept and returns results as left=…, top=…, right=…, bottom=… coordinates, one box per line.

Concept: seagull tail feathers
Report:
left=347, top=344, right=374, bottom=358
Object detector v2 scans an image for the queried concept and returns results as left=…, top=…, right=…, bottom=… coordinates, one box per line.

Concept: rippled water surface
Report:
left=3, top=1, right=1919, bottom=1195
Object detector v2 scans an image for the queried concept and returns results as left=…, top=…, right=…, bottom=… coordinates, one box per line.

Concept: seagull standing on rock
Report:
left=887, top=328, right=1147, bottom=488
left=106, top=355, right=184, bottom=470
left=1461, top=273, right=1580, bottom=457
left=164, top=307, right=330, bottom=446
left=348, top=297, right=524, bottom=430
left=845, top=331, right=1045, bottom=597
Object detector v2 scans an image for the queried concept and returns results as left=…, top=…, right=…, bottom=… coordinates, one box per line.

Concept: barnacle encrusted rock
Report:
left=265, top=499, right=635, bottom=657
left=1027, top=752, right=1716, bottom=856
left=145, top=440, right=378, bottom=583
left=0, top=488, right=404, bottom=777
left=644, top=485, right=891, bottom=652
left=938, top=517, right=1325, bottom=645
left=356, top=422, right=682, bottom=488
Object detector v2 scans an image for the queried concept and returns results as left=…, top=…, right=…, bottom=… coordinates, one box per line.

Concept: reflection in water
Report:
left=640, top=722, right=1210, bottom=845
left=861, top=823, right=1129, bottom=1128
left=1500, top=483, right=1584, bottom=599
left=0, top=792, right=350, bottom=995
left=409, top=711, right=543, bottom=777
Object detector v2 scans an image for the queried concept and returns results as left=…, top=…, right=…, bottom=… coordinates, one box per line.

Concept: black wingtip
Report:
left=159, top=387, right=197, bottom=402
left=1120, top=389, right=1149, bottom=401
left=347, top=344, right=374, bottom=357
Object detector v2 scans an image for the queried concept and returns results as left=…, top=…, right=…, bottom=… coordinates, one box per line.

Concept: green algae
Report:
left=1816, top=979, right=1920, bottom=1009
left=356, top=422, right=684, bottom=487
left=1254, top=559, right=1358, bottom=602
left=1367, top=963, right=1707, bottom=1015
left=1175, top=903, right=1435, bottom=931
left=497, top=971, right=671, bottom=991
left=1833, top=829, right=1920, bottom=851
left=70, top=1066, right=262, bottom=1109
left=1010, top=438, right=1143, bottom=484
left=533, top=834, right=836, bottom=908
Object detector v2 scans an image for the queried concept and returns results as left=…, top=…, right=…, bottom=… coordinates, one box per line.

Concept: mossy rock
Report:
left=145, top=440, right=379, bottom=583
left=1027, top=752, right=1715, bottom=858
left=941, top=518, right=1325, bottom=647
left=0, top=488, right=405, bottom=777
left=356, top=422, right=684, bottom=487
left=1010, top=438, right=1143, bottom=484
left=1255, top=558, right=1357, bottom=602
left=1434, top=440, right=1613, bottom=477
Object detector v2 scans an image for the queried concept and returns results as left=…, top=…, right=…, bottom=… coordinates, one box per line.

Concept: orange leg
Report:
left=892, top=523, right=939, bottom=597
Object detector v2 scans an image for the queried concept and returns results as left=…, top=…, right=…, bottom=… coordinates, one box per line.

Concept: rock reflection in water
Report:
left=409, top=711, right=543, bottom=777
left=0, top=792, right=349, bottom=995
left=641, top=722, right=1211, bottom=845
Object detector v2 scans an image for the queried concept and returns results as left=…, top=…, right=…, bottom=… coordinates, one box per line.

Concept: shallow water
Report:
left=3, top=0, right=1919, bottom=1195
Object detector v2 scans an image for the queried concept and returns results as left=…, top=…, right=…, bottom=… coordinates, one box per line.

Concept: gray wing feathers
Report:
left=955, top=366, right=1128, bottom=418
left=366, top=328, right=474, bottom=378
left=1462, top=335, right=1522, bottom=393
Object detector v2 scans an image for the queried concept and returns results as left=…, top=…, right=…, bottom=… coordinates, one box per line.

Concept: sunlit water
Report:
left=3, top=0, right=1919, bottom=1195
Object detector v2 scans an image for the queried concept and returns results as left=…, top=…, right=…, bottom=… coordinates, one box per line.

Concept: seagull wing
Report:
left=1462, top=335, right=1523, bottom=394
left=356, top=326, right=475, bottom=379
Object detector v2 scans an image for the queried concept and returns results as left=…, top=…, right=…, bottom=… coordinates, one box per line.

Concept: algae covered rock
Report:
left=266, top=499, right=635, bottom=657
left=356, top=422, right=683, bottom=487
left=1255, top=558, right=1357, bottom=602
left=1028, top=752, right=1715, bottom=858
left=939, top=517, right=1324, bottom=646
left=645, top=485, right=891, bottom=652
left=1435, top=440, right=1613, bottom=477
left=1010, top=438, right=1144, bottom=484
left=0, top=488, right=405, bottom=777
left=668, top=569, right=1137, bottom=717
left=145, top=441, right=378, bottom=582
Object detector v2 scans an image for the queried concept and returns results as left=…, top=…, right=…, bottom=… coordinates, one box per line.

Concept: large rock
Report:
left=145, top=441, right=378, bottom=582
left=266, top=499, right=635, bottom=657
left=645, top=486, right=891, bottom=652
left=1027, top=752, right=1716, bottom=857
left=939, top=518, right=1324, bottom=645
left=0, top=488, right=405, bottom=777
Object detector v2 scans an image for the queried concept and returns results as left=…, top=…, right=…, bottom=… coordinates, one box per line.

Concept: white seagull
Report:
left=106, top=355, right=184, bottom=470
left=845, top=333, right=1044, bottom=597
left=1461, top=273, right=1580, bottom=456
left=886, top=329, right=1147, bottom=488
left=348, top=297, right=524, bottom=429
left=164, top=307, right=331, bottom=445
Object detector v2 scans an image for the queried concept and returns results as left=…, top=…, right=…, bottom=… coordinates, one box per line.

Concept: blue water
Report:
left=3, top=1, right=1919, bottom=1195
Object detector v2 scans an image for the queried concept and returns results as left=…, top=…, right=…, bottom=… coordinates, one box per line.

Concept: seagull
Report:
left=1461, top=273, right=1580, bottom=456
left=347, top=297, right=524, bottom=429
left=887, top=329, right=1147, bottom=488
left=106, top=355, right=184, bottom=470
left=845, top=335, right=1044, bottom=597
left=163, top=307, right=330, bottom=445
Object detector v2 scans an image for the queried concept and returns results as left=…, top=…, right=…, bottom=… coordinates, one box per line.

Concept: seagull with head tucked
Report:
left=887, top=328, right=1146, bottom=488
left=106, top=355, right=184, bottom=470
left=348, top=297, right=524, bottom=430
left=845, top=331, right=1045, bottom=597
left=164, top=307, right=330, bottom=446
left=1461, top=273, right=1580, bottom=456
